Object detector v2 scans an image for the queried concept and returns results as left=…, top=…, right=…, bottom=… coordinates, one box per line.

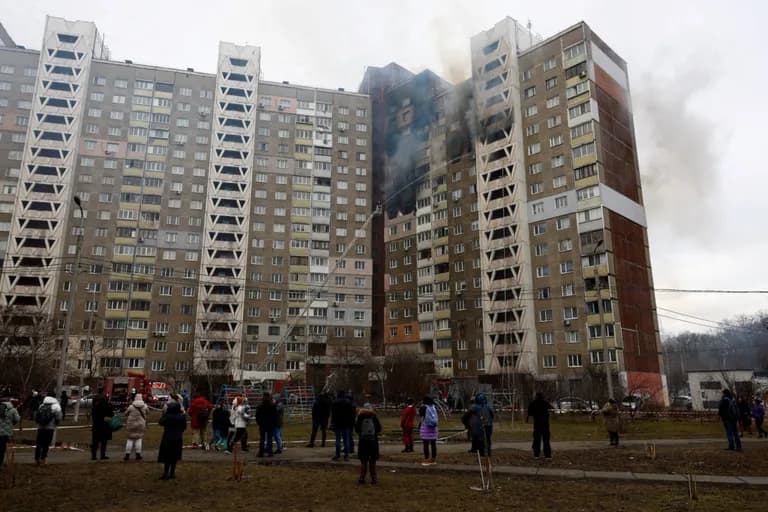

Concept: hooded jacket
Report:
left=601, top=401, right=620, bottom=433
left=400, top=403, right=417, bottom=430
left=0, top=401, right=21, bottom=437
left=125, top=395, right=149, bottom=439
left=36, top=396, right=63, bottom=430
left=231, top=402, right=251, bottom=429
left=188, top=396, right=213, bottom=429
left=255, top=398, right=278, bottom=431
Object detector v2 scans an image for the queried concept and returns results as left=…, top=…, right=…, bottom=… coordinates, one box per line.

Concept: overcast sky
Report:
left=3, top=0, right=767, bottom=336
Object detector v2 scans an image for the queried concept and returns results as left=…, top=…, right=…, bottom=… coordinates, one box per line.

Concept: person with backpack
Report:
left=157, top=400, right=186, bottom=480
left=601, top=398, right=621, bottom=446
left=124, top=393, right=149, bottom=461
left=255, top=392, right=278, bottom=457
left=355, top=402, right=382, bottom=485
left=419, top=396, right=439, bottom=466
left=719, top=389, right=742, bottom=451
left=34, top=393, right=62, bottom=465
left=526, top=392, right=553, bottom=459
left=307, top=393, right=331, bottom=448
left=188, top=394, right=213, bottom=450
left=90, top=389, right=114, bottom=461
left=0, top=398, right=21, bottom=466
left=752, top=399, right=767, bottom=438
left=210, top=402, right=230, bottom=451
left=400, top=398, right=416, bottom=453
left=465, top=393, right=494, bottom=456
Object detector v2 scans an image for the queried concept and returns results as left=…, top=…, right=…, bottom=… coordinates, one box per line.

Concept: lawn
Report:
left=18, top=411, right=723, bottom=449
left=3, top=462, right=765, bottom=512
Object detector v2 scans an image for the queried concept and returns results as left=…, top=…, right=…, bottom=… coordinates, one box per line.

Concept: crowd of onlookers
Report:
left=0, top=387, right=765, bottom=483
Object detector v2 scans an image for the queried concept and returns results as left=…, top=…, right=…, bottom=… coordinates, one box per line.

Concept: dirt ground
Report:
left=385, top=441, right=768, bottom=476
left=3, top=462, right=766, bottom=512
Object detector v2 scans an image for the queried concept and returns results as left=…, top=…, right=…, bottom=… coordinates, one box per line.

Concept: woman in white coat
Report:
left=124, top=394, right=149, bottom=461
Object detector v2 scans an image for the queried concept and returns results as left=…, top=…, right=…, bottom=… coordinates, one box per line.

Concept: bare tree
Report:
left=0, top=307, right=57, bottom=425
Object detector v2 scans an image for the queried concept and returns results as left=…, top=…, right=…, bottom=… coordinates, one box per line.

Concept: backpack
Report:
left=197, top=407, right=210, bottom=425
left=425, top=405, right=438, bottom=428
left=360, top=416, right=376, bottom=440
left=727, top=398, right=739, bottom=422
left=479, top=404, right=492, bottom=428
left=0, top=403, right=7, bottom=420
left=36, top=403, right=54, bottom=425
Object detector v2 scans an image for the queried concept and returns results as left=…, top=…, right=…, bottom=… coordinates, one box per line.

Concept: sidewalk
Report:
left=9, top=437, right=768, bottom=486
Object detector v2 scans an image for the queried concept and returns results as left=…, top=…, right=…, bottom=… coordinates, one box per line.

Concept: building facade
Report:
left=0, top=15, right=664, bottom=398
left=366, top=18, right=666, bottom=400
left=0, top=16, right=372, bottom=386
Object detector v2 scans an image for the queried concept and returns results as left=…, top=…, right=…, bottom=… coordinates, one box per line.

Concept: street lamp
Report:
left=591, top=238, right=614, bottom=400
left=55, top=196, right=84, bottom=401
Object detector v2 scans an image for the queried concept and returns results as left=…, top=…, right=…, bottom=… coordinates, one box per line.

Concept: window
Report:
left=577, top=185, right=600, bottom=201
left=577, top=207, right=603, bottom=223
left=546, top=115, right=562, bottom=129
left=546, top=96, right=560, bottom=109
left=533, top=223, right=547, bottom=236
left=543, top=355, right=557, bottom=368
left=553, top=175, right=567, bottom=188
left=539, top=332, right=553, bottom=345
left=528, top=162, right=543, bottom=175
left=525, top=124, right=540, bottom=136
left=538, top=309, right=553, bottom=322
left=575, top=164, right=598, bottom=180
left=567, top=354, right=583, bottom=368
left=572, top=142, right=596, bottom=160
left=560, top=261, right=574, bottom=274
left=564, top=42, right=586, bottom=61
left=536, top=265, right=550, bottom=278
left=567, top=81, right=590, bottom=99
left=549, top=134, right=562, bottom=147
left=545, top=77, right=558, bottom=90
left=525, top=105, right=538, bottom=118
left=531, top=202, right=544, bottom=215
left=568, top=101, right=591, bottom=119
left=559, top=239, right=573, bottom=252
left=555, top=216, right=570, bottom=230
left=527, top=143, right=541, bottom=156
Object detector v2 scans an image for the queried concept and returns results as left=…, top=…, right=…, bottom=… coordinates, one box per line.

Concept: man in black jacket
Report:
left=91, top=389, right=114, bottom=460
left=526, top=392, right=553, bottom=459
left=307, top=393, right=331, bottom=447
left=718, top=389, right=742, bottom=451
left=255, top=392, right=278, bottom=457
left=331, top=391, right=354, bottom=461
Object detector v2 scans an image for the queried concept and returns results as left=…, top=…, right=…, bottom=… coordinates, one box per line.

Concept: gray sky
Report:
left=3, top=0, right=767, bottom=335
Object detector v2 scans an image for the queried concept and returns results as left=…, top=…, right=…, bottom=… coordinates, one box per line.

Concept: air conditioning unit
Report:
left=175, top=190, right=181, bottom=195
left=564, top=320, right=571, bottom=327
left=278, top=105, right=285, bottom=111
left=200, top=111, right=208, bottom=117
left=579, top=71, right=587, bottom=78
left=104, top=150, right=114, bottom=155
left=291, top=335, right=297, bottom=341
left=269, top=318, right=276, bottom=323
left=257, top=103, right=265, bottom=109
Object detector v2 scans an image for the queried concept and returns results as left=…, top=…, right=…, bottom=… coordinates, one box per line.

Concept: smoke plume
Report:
left=633, top=59, right=724, bottom=243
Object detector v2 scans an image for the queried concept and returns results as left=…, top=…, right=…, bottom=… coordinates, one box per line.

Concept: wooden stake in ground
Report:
left=6, top=442, right=15, bottom=488
left=687, top=473, right=698, bottom=502
left=229, top=444, right=245, bottom=481
left=646, top=442, right=656, bottom=460
left=469, top=450, right=486, bottom=492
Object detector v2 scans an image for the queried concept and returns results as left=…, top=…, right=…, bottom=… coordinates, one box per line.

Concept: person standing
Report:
left=210, top=402, right=230, bottom=450
left=400, top=398, right=416, bottom=453
left=274, top=396, right=285, bottom=454
left=181, top=390, right=190, bottom=412
left=226, top=396, right=250, bottom=454
left=355, top=402, right=382, bottom=485
left=718, top=389, right=742, bottom=451
left=331, top=391, right=354, bottom=461
left=526, top=392, right=553, bottom=459
left=157, top=401, right=186, bottom=480
left=59, top=391, right=68, bottom=420
left=124, top=393, right=149, bottom=461
left=601, top=398, right=621, bottom=446
left=0, top=398, right=21, bottom=466
left=255, top=392, right=277, bottom=457
left=465, top=393, right=494, bottom=456
left=419, top=396, right=439, bottom=466
left=737, top=396, right=752, bottom=436
left=307, top=393, right=331, bottom=448
left=752, top=399, right=767, bottom=438
left=188, top=394, right=213, bottom=450
left=90, top=389, right=114, bottom=461
left=28, top=391, right=43, bottom=420
left=34, top=393, right=62, bottom=465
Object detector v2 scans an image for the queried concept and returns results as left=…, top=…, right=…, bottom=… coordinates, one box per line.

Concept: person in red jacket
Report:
left=400, top=398, right=417, bottom=453
left=188, top=394, right=213, bottom=450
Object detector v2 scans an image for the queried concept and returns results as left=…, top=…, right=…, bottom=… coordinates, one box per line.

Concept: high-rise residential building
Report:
left=0, top=16, right=372, bottom=386
left=364, top=18, right=666, bottom=401
left=1, top=15, right=665, bottom=401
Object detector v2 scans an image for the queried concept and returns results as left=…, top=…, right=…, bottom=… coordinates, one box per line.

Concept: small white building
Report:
left=687, top=369, right=755, bottom=411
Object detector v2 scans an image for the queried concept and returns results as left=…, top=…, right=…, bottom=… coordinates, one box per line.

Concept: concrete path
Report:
left=8, top=437, right=768, bottom=486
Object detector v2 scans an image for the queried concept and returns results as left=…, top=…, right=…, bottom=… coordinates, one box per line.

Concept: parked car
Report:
left=670, top=395, right=693, bottom=411
left=69, top=394, right=95, bottom=409
left=555, top=397, right=599, bottom=414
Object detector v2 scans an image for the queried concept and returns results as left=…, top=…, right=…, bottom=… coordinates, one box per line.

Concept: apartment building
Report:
left=366, top=18, right=666, bottom=400
left=0, top=16, right=372, bottom=386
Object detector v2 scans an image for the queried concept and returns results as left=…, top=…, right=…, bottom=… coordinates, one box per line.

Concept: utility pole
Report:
left=55, top=196, right=84, bottom=400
